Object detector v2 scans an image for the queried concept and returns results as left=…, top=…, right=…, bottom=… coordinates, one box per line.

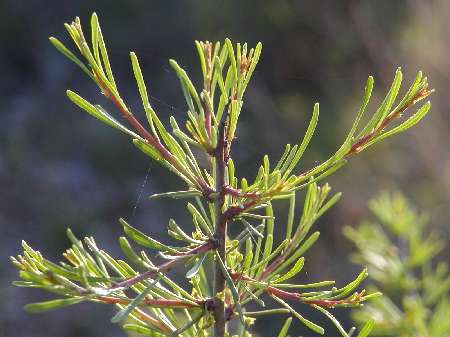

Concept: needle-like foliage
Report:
left=345, top=192, right=450, bottom=337
left=11, top=13, right=433, bottom=337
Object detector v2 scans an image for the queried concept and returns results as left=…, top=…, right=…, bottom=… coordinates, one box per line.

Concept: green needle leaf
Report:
left=277, top=317, right=293, bottom=337
left=240, top=219, right=264, bottom=239
left=186, top=253, right=207, bottom=279
left=49, top=37, right=94, bottom=80
left=119, top=236, right=150, bottom=269
left=149, top=190, right=202, bottom=200
left=356, top=319, right=375, bottom=337
left=90, top=13, right=100, bottom=64
left=274, top=257, right=305, bottom=283
left=96, top=15, right=116, bottom=89
left=170, top=310, right=204, bottom=337
left=343, top=76, right=374, bottom=146
left=129, top=51, right=159, bottom=138
left=225, top=38, right=237, bottom=84
left=284, top=102, right=320, bottom=178
left=358, top=68, right=403, bottom=138
left=120, top=218, right=177, bottom=253
left=285, top=192, right=296, bottom=240
left=274, top=232, right=320, bottom=276
left=25, top=297, right=85, bottom=313
left=123, top=324, right=160, bottom=336
left=111, top=277, right=160, bottom=323
left=331, top=268, right=368, bottom=299
left=214, top=251, right=245, bottom=325
left=272, top=295, right=324, bottom=335
left=169, top=59, right=203, bottom=116
left=66, top=90, right=140, bottom=139
left=242, top=42, right=262, bottom=93
left=312, top=304, right=349, bottom=337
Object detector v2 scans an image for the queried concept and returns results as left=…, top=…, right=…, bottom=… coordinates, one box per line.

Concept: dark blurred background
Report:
left=1, top=1, right=449, bottom=336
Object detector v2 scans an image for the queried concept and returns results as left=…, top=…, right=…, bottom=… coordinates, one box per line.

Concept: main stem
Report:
left=213, top=124, right=227, bottom=337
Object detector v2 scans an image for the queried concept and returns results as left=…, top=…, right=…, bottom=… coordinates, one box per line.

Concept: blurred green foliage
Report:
left=345, top=192, right=450, bottom=337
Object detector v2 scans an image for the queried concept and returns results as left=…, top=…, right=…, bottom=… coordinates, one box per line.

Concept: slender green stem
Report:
left=244, top=308, right=290, bottom=317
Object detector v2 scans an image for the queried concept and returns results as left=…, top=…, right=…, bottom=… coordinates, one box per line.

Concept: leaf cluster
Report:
left=11, top=13, right=434, bottom=337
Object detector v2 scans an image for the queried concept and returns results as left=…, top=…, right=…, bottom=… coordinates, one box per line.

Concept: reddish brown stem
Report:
left=220, top=183, right=286, bottom=223
left=346, top=88, right=431, bottom=157
left=109, top=241, right=214, bottom=291
left=229, top=270, right=363, bottom=309
left=213, top=123, right=227, bottom=337
left=134, top=307, right=174, bottom=335
left=220, top=198, right=260, bottom=222
left=260, top=253, right=288, bottom=280
left=222, top=185, right=259, bottom=199
left=266, top=286, right=302, bottom=301
left=98, top=296, right=204, bottom=308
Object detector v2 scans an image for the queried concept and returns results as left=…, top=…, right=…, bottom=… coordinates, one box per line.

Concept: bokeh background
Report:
left=1, top=1, right=449, bottom=336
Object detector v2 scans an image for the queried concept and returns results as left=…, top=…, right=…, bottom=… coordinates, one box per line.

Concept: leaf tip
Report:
left=313, top=102, right=320, bottom=115
left=66, top=89, right=76, bottom=98
left=168, top=59, right=177, bottom=68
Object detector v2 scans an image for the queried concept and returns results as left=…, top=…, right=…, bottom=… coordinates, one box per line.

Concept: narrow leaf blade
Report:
left=25, top=297, right=85, bottom=313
